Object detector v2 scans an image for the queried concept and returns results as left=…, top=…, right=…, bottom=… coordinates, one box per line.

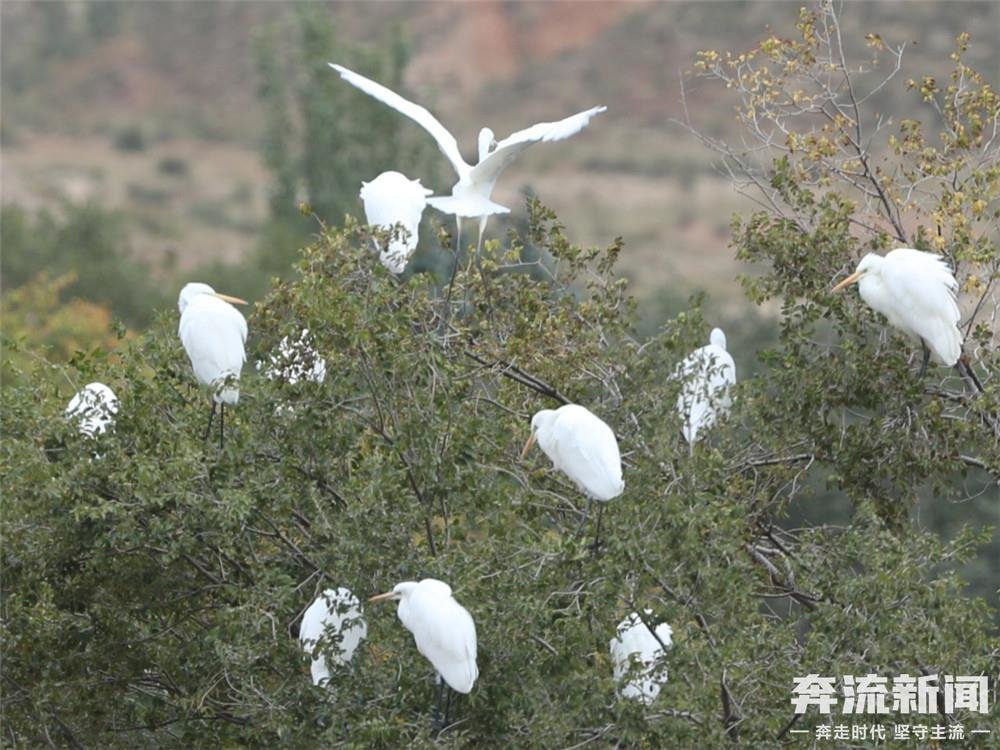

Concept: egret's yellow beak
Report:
left=214, top=293, right=248, bottom=305
left=520, top=432, right=537, bottom=460
left=368, top=591, right=397, bottom=603
left=831, top=270, right=863, bottom=293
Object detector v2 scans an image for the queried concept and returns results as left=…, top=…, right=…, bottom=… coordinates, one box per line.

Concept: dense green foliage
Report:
left=3, top=194, right=997, bottom=745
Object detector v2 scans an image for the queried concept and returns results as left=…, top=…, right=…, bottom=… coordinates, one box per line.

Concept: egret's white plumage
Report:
left=609, top=611, right=673, bottom=704
left=329, top=63, right=605, bottom=250
left=370, top=578, right=478, bottom=694
left=259, top=329, right=326, bottom=385
left=676, top=328, right=736, bottom=448
left=177, top=283, right=248, bottom=404
left=65, top=382, right=119, bottom=437
left=300, top=588, right=367, bottom=687
left=832, top=248, right=962, bottom=366
left=524, top=404, right=624, bottom=502
left=360, top=171, right=433, bottom=274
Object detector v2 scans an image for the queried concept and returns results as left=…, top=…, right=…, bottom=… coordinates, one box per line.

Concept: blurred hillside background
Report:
left=2, top=2, right=997, bottom=602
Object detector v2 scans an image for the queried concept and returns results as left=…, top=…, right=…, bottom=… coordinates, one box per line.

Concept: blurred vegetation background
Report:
left=1, top=2, right=996, bottom=612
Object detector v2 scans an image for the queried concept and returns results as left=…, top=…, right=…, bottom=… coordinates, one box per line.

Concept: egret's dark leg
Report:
left=219, top=403, right=225, bottom=449
left=573, top=498, right=593, bottom=539
left=591, top=503, right=605, bottom=555
left=443, top=218, right=463, bottom=314
left=432, top=676, right=445, bottom=731
left=918, top=342, right=931, bottom=379
left=203, top=401, right=217, bottom=441
left=443, top=685, right=453, bottom=728
left=474, top=216, right=488, bottom=270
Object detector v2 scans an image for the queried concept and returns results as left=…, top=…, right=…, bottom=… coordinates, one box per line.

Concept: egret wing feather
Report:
left=329, top=64, right=469, bottom=176
left=404, top=591, right=478, bottom=694
left=879, top=250, right=961, bottom=364
left=179, top=296, right=247, bottom=403
left=469, top=106, right=606, bottom=187
left=676, top=345, right=736, bottom=445
left=551, top=405, right=623, bottom=501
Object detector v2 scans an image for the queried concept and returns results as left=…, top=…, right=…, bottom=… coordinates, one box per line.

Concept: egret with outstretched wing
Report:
left=329, top=63, right=605, bottom=257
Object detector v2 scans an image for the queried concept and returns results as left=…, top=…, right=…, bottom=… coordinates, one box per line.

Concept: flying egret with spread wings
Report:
left=329, top=63, right=606, bottom=257
left=177, top=282, right=248, bottom=447
left=610, top=611, right=674, bottom=704
left=65, top=382, right=119, bottom=437
left=521, top=404, right=623, bottom=551
left=300, top=588, right=367, bottom=687
left=369, top=579, right=478, bottom=730
left=360, top=170, right=433, bottom=274
left=676, top=328, right=736, bottom=451
left=831, top=248, right=963, bottom=373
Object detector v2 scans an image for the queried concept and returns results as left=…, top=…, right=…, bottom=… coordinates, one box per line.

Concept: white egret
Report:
left=177, top=282, right=248, bottom=447
left=831, top=248, right=963, bottom=372
left=65, top=382, right=119, bottom=437
left=360, top=171, right=433, bottom=274
left=259, top=329, right=326, bottom=385
left=329, top=63, right=606, bottom=258
left=300, top=588, right=367, bottom=687
left=521, top=404, right=624, bottom=550
left=609, top=611, right=673, bottom=704
left=369, top=578, right=478, bottom=729
left=676, top=328, right=736, bottom=451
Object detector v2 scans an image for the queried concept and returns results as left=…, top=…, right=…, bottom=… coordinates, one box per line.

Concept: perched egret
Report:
left=831, top=248, right=963, bottom=372
left=329, top=63, right=606, bottom=257
left=609, top=611, right=673, bottom=704
left=65, top=382, right=119, bottom=437
left=300, top=588, right=367, bottom=687
left=369, top=579, right=478, bottom=729
left=360, top=171, right=433, bottom=274
left=177, top=283, right=248, bottom=447
left=259, top=329, right=327, bottom=385
left=676, top=328, right=736, bottom=451
left=521, top=404, right=624, bottom=550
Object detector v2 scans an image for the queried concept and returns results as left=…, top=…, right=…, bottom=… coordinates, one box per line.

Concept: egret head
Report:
left=831, top=253, right=882, bottom=293
left=709, top=328, right=727, bottom=350
left=477, top=127, right=497, bottom=162
left=368, top=581, right=417, bottom=604
left=178, top=282, right=248, bottom=314
left=521, top=409, right=558, bottom=459
left=368, top=579, right=450, bottom=603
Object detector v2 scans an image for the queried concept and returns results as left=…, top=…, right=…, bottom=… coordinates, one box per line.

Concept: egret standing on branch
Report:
left=360, top=171, right=433, bottom=274
left=299, top=588, right=367, bottom=687
left=328, top=63, right=606, bottom=259
left=521, top=404, right=624, bottom=551
left=369, top=579, right=478, bottom=730
left=676, top=328, right=736, bottom=451
left=831, top=248, right=963, bottom=374
left=177, top=283, right=248, bottom=448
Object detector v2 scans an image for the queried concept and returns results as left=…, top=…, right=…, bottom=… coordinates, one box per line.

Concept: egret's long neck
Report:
left=857, top=272, right=886, bottom=315
left=477, top=129, right=494, bottom=163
